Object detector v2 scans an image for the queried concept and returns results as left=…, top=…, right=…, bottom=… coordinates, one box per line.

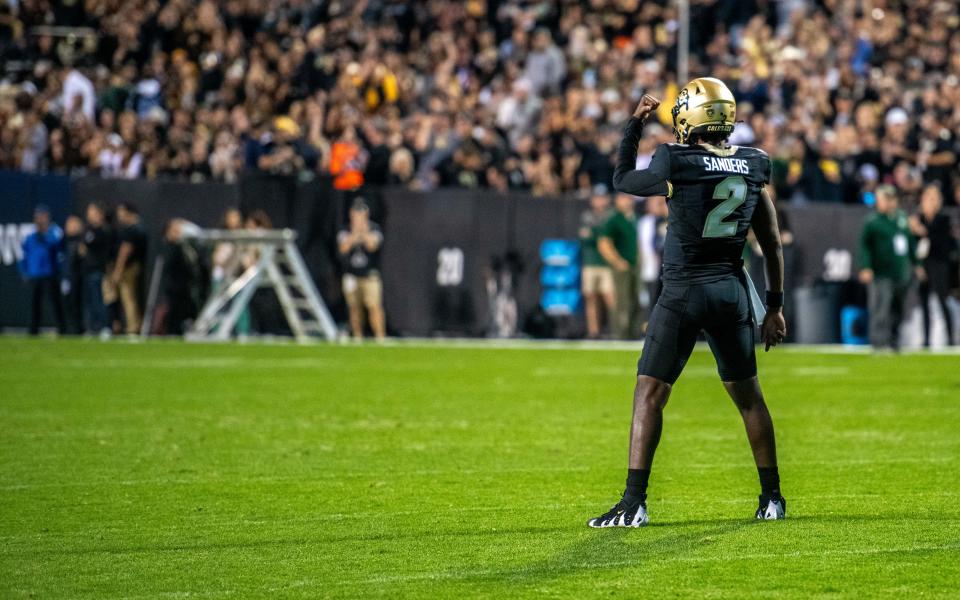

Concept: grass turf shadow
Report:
left=430, top=517, right=759, bottom=588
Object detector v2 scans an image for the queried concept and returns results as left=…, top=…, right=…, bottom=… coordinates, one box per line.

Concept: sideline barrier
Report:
left=4, top=169, right=939, bottom=342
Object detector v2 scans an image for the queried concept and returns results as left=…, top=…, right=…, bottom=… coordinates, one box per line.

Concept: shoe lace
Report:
left=598, top=500, right=627, bottom=521
left=598, top=496, right=639, bottom=521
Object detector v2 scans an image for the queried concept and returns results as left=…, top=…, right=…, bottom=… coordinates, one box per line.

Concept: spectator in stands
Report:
left=858, top=186, right=919, bottom=352
left=910, top=184, right=957, bottom=346
left=598, top=193, right=640, bottom=340
left=579, top=189, right=615, bottom=339
left=360, top=123, right=391, bottom=187
left=337, top=198, right=385, bottom=341
left=914, top=112, right=957, bottom=201
left=18, top=205, right=65, bottom=335
left=209, top=131, right=241, bottom=184
left=79, top=202, right=111, bottom=337
left=525, top=28, right=566, bottom=97
left=18, top=104, right=48, bottom=173
left=880, top=108, right=913, bottom=182
left=111, top=202, right=147, bottom=336
left=95, top=133, right=142, bottom=179
left=257, top=117, right=310, bottom=176
left=0, top=0, right=958, bottom=206
left=329, top=125, right=366, bottom=192
left=805, top=130, right=844, bottom=203
left=496, top=78, right=543, bottom=148
left=61, top=66, right=95, bottom=125
left=388, top=147, right=416, bottom=186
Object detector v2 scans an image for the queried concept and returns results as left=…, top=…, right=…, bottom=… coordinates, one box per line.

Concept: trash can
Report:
left=793, top=283, right=843, bottom=344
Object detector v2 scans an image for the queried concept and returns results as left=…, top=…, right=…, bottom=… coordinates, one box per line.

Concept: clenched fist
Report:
left=633, top=94, right=661, bottom=122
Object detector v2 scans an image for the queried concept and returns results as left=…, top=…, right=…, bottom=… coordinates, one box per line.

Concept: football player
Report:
left=588, top=78, right=787, bottom=527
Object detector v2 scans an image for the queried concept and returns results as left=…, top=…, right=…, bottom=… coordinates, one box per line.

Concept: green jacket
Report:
left=600, top=211, right=638, bottom=267
left=859, top=209, right=917, bottom=283
left=579, top=209, right=612, bottom=267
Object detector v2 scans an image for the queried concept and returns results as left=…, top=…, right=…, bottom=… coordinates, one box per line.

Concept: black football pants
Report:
left=638, top=274, right=757, bottom=384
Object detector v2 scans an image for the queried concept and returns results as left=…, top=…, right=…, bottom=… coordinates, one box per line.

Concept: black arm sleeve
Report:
left=612, top=117, right=670, bottom=196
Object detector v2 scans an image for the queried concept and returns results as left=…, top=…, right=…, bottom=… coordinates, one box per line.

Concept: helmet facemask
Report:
left=671, top=88, right=690, bottom=143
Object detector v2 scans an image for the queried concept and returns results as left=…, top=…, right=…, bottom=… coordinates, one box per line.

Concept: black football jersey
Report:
left=657, top=143, right=771, bottom=284
left=612, top=117, right=771, bottom=285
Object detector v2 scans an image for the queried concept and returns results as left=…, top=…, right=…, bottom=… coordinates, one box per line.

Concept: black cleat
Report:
left=755, top=495, right=786, bottom=520
left=587, top=496, right=648, bottom=528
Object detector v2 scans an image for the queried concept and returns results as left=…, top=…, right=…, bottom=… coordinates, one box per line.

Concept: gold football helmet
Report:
left=670, top=77, right=737, bottom=144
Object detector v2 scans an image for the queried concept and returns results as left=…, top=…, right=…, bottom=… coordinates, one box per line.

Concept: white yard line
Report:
left=6, top=332, right=960, bottom=353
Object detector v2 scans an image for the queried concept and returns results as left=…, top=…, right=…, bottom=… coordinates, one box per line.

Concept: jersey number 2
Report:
left=703, top=176, right=747, bottom=238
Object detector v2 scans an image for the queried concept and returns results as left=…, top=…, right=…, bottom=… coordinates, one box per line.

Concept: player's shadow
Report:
left=496, top=517, right=756, bottom=586
left=502, top=512, right=909, bottom=586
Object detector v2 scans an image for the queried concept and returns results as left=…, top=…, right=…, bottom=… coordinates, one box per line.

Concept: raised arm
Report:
left=612, top=95, right=671, bottom=198
left=751, top=186, right=787, bottom=351
left=613, top=94, right=670, bottom=196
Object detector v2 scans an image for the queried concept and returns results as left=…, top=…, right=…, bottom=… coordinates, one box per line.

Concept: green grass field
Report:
left=1, top=338, right=959, bottom=598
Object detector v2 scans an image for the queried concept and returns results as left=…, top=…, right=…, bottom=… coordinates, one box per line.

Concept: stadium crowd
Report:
left=0, top=0, right=958, bottom=206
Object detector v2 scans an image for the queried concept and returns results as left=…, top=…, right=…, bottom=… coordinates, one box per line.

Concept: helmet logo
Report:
left=672, top=88, right=690, bottom=142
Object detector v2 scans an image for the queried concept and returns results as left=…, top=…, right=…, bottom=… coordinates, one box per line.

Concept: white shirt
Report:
left=63, top=69, right=96, bottom=123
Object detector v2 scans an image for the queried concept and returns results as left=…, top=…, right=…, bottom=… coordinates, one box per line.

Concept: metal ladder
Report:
left=185, top=228, right=337, bottom=342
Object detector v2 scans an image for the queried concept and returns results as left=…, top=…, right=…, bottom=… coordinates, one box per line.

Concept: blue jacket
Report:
left=19, top=224, right=64, bottom=279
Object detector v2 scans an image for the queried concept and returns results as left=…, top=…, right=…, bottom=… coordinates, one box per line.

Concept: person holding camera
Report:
left=337, top=199, right=385, bottom=340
